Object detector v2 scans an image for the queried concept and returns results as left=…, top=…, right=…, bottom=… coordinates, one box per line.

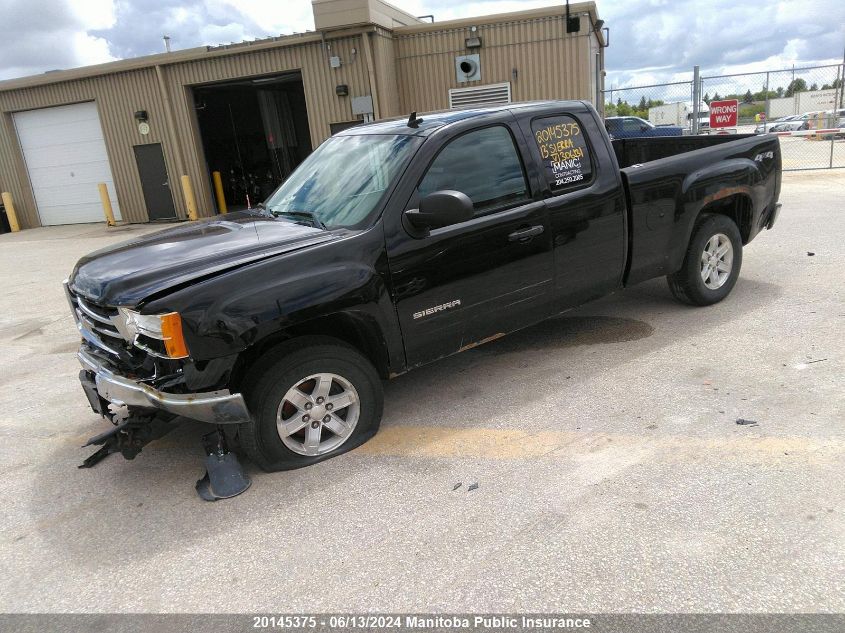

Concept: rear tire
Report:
left=667, top=213, right=743, bottom=306
left=238, top=336, right=383, bottom=472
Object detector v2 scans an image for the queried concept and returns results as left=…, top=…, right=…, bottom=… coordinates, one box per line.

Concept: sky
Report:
left=0, top=0, right=843, bottom=89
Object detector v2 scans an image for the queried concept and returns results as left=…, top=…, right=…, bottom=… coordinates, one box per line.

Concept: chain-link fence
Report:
left=602, top=63, right=845, bottom=171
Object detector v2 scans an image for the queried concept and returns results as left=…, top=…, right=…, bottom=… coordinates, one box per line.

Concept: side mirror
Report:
left=405, top=190, right=474, bottom=229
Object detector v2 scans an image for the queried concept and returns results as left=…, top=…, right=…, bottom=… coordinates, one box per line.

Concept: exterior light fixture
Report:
left=465, top=36, right=482, bottom=49
left=335, top=84, right=349, bottom=97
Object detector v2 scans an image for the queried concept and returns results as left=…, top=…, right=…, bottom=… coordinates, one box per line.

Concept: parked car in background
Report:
left=795, top=111, right=826, bottom=130
left=768, top=120, right=806, bottom=133
left=605, top=116, right=683, bottom=139
left=755, top=114, right=799, bottom=134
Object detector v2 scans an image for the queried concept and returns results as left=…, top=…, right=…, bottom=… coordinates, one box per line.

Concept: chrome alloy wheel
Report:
left=276, top=373, right=361, bottom=456
left=700, top=233, right=734, bottom=290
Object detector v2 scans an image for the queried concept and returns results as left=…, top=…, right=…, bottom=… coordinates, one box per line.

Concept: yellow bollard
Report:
left=97, top=183, right=116, bottom=226
left=212, top=171, right=227, bottom=214
left=180, top=174, right=198, bottom=221
left=1, top=191, right=21, bottom=232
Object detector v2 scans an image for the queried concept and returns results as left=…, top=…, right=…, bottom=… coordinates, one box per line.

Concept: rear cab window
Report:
left=530, top=114, right=593, bottom=192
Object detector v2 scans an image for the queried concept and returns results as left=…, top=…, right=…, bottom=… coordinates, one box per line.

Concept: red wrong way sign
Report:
left=710, top=99, right=739, bottom=128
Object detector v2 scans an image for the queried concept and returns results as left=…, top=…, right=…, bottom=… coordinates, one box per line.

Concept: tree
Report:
left=776, top=86, right=784, bottom=98
left=810, top=83, right=818, bottom=91
left=744, top=89, right=754, bottom=103
left=703, top=92, right=710, bottom=104
left=785, top=78, right=807, bottom=97
left=712, top=92, right=721, bottom=101
left=638, top=96, right=647, bottom=110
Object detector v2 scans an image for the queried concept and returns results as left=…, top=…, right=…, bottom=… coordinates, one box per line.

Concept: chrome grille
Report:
left=77, top=297, right=123, bottom=340
left=64, top=281, right=124, bottom=356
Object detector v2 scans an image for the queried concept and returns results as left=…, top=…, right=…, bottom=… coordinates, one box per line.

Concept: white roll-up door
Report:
left=13, top=102, right=121, bottom=225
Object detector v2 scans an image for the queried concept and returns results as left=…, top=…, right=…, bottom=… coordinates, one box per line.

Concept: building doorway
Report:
left=193, top=72, right=312, bottom=212
left=133, top=143, right=177, bottom=221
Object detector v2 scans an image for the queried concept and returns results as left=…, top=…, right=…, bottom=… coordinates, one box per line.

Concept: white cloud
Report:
left=1, top=0, right=842, bottom=84
left=71, top=32, right=118, bottom=66
left=68, top=0, right=117, bottom=31
left=216, top=0, right=314, bottom=33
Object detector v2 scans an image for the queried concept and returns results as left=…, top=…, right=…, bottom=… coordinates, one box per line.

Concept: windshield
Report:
left=264, top=133, right=418, bottom=229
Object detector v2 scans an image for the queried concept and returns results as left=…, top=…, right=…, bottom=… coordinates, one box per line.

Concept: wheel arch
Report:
left=697, top=193, right=754, bottom=244
left=229, top=311, right=391, bottom=393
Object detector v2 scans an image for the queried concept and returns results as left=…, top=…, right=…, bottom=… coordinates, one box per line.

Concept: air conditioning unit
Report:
left=455, top=54, right=481, bottom=83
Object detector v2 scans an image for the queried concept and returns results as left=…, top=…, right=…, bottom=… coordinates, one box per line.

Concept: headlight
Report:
left=117, top=308, right=190, bottom=359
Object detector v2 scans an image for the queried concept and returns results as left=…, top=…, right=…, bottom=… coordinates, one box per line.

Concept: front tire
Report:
left=667, top=213, right=743, bottom=306
left=238, top=337, right=383, bottom=472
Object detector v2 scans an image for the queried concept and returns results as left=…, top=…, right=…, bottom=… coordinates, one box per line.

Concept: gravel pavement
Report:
left=0, top=171, right=842, bottom=613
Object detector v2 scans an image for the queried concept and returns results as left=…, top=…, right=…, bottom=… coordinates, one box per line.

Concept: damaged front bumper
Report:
left=77, top=347, right=251, bottom=425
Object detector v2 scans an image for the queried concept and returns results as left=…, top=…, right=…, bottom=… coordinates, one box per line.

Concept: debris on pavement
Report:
left=468, top=483, right=479, bottom=491
left=736, top=419, right=759, bottom=427
left=452, top=482, right=462, bottom=491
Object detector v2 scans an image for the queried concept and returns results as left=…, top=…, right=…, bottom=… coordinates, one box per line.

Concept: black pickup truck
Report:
left=65, top=101, right=781, bottom=491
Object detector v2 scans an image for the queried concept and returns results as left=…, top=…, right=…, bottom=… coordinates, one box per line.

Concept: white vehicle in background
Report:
left=648, top=101, right=709, bottom=133
left=768, top=120, right=805, bottom=133
left=755, top=114, right=800, bottom=134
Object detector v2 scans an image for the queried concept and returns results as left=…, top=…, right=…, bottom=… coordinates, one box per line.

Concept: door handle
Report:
left=508, top=225, right=544, bottom=242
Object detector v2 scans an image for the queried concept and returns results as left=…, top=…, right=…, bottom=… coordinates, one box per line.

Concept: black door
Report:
left=133, top=144, right=177, bottom=221
left=518, top=110, right=626, bottom=308
left=386, top=121, right=554, bottom=368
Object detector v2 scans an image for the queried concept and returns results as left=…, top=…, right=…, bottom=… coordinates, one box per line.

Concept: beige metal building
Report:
left=0, top=0, right=606, bottom=229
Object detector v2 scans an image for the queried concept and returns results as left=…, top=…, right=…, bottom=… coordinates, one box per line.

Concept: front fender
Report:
left=143, top=231, right=402, bottom=370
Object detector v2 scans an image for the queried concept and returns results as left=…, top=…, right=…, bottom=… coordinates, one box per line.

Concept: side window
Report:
left=531, top=114, right=593, bottom=192
left=623, top=118, right=642, bottom=133
left=418, top=126, right=529, bottom=216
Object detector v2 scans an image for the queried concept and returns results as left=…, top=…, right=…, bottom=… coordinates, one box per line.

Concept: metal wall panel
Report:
left=0, top=68, right=180, bottom=227
left=0, top=34, right=371, bottom=226
left=370, top=28, right=401, bottom=118
left=0, top=11, right=601, bottom=229
left=157, top=35, right=371, bottom=215
left=394, top=14, right=592, bottom=114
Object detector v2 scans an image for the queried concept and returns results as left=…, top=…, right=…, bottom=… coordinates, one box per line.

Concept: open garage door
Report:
left=13, top=102, right=121, bottom=226
left=193, top=72, right=312, bottom=212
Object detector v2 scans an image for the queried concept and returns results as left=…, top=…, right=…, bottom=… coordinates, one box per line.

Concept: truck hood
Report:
left=70, top=211, right=343, bottom=306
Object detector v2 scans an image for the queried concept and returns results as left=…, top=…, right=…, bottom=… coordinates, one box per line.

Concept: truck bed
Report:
left=616, top=133, right=782, bottom=286
left=612, top=134, right=757, bottom=168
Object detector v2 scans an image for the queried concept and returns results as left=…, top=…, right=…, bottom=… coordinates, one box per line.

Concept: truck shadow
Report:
left=381, top=277, right=782, bottom=425
left=25, top=277, right=781, bottom=567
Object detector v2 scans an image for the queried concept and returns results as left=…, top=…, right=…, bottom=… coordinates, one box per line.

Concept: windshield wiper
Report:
left=271, top=209, right=328, bottom=230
